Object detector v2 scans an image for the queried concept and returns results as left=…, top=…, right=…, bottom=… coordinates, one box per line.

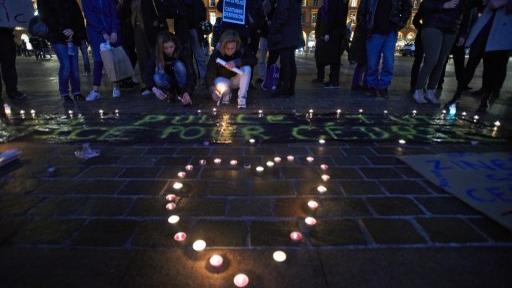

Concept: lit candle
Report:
left=273, top=250, right=287, bottom=262
left=287, top=155, right=294, bottom=162
left=383, top=110, right=388, bottom=114
left=174, top=232, right=187, bottom=242
left=177, top=171, right=186, bottom=178
left=307, top=200, right=319, bottom=209
left=256, top=166, right=264, bottom=173
left=199, top=159, right=207, bottom=165
left=308, top=109, right=314, bottom=114
left=214, top=158, right=222, bottom=164
left=274, top=157, right=282, bottom=163
left=68, top=110, right=73, bottom=117
left=212, top=107, right=217, bottom=113
left=266, top=161, right=274, bottom=168
left=321, top=174, right=330, bottom=182
left=98, top=109, right=104, bottom=117
left=192, top=240, right=206, bottom=252
left=168, top=215, right=180, bottom=224
left=336, top=109, right=341, bottom=114
left=305, top=217, right=317, bottom=226
left=473, top=115, right=479, bottom=122
left=320, top=164, right=328, bottom=170
left=494, top=121, right=501, bottom=127
left=3, top=104, right=11, bottom=117
left=358, top=109, right=363, bottom=113
left=30, top=109, right=36, bottom=118
left=197, top=109, right=202, bottom=114
left=412, top=110, right=417, bottom=116
left=306, top=156, right=314, bottom=163
left=318, top=139, right=326, bottom=145
left=317, top=185, right=327, bottom=193
left=233, top=274, right=249, bottom=288
left=398, top=139, right=406, bottom=145
left=166, top=202, right=176, bottom=210
left=442, top=110, right=446, bottom=114
left=230, top=159, right=238, bottom=166
left=173, top=182, right=183, bottom=190
left=114, top=109, right=119, bottom=117
left=249, top=138, right=255, bottom=144
left=209, top=254, right=223, bottom=267
left=289, top=231, right=302, bottom=241
left=165, top=194, right=177, bottom=201
left=462, top=111, right=467, bottom=116
left=258, top=109, right=263, bottom=114
left=20, top=110, right=25, bottom=119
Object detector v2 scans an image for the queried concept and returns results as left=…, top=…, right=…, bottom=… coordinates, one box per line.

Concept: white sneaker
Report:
left=413, top=89, right=427, bottom=104
left=141, top=89, right=152, bottom=97
left=86, top=90, right=100, bottom=102
left=237, top=97, right=246, bottom=109
left=112, top=87, right=121, bottom=98
left=425, top=89, right=439, bottom=104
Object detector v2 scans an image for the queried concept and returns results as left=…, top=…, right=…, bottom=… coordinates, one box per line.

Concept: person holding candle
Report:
left=206, top=30, right=257, bottom=109
left=145, top=32, right=194, bottom=105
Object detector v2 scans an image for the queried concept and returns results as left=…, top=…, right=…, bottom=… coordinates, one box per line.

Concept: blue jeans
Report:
left=153, top=60, right=188, bottom=93
left=52, top=43, right=80, bottom=96
left=366, top=32, right=397, bottom=90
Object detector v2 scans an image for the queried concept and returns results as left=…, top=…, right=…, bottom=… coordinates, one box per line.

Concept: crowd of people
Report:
left=0, top=0, right=510, bottom=113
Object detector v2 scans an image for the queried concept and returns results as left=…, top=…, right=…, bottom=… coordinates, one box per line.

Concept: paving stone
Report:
left=0, top=218, right=30, bottom=245
left=342, top=147, right=376, bottom=156
left=190, top=220, right=248, bottom=247
left=366, top=197, right=424, bottom=216
left=421, top=180, right=450, bottom=195
left=395, top=166, right=424, bottom=178
left=250, top=221, right=300, bottom=246
left=77, top=197, right=133, bottom=217
left=363, top=219, right=427, bottom=244
left=308, top=147, right=344, bottom=156
left=316, top=198, right=371, bottom=217
left=82, top=156, right=123, bottom=166
left=210, top=147, right=245, bottom=155
left=117, top=156, right=158, bottom=166
left=208, top=180, right=251, bottom=196
left=162, top=180, right=208, bottom=197
left=100, top=146, right=148, bottom=157
left=14, top=219, right=84, bottom=245
left=33, top=179, right=77, bottom=194
left=274, top=197, right=314, bottom=218
left=29, top=196, right=84, bottom=217
left=245, top=147, right=276, bottom=155
left=366, top=156, right=402, bottom=165
left=143, top=147, right=177, bottom=155
left=415, top=197, right=480, bottom=215
left=295, top=180, right=342, bottom=195
left=360, top=167, right=403, bottom=179
left=117, top=180, right=167, bottom=195
left=274, top=146, right=310, bottom=156
left=332, top=156, right=371, bottom=166
left=174, top=198, right=226, bottom=217
left=340, top=181, right=384, bottom=195
left=253, top=180, right=295, bottom=196
left=128, top=197, right=169, bottom=217
left=200, top=167, right=245, bottom=181
left=468, top=218, right=512, bottom=242
left=379, top=180, right=431, bottom=195
left=297, top=156, right=336, bottom=165
left=131, top=219, right=193, bottom=248
left=327, top=168, right=363, bottom=179
left=372, top=146, right=430, bottom=156
left=0, top=195, right=42, bottom=216
left=175, top=147, right=211, bottom=156
left=227, top=199, right=274, bottom=217
left=310, top=219, right=366, bottom=246
left=416, top=218, right=488, bottom=244
left=72, top=219, right=137, bottom=247
left=157, top=166, right=200, bottom=179
left=281, top=167, right=320, bottom=179
left=75, top=180, right=127, bottom=195
left=0, top=175, right=40, bottom=194
left=79, top=166, right=124, bottom=178
left=119, top=167, right=162, bottom=178
left=155, top=156, right=191, bottom=166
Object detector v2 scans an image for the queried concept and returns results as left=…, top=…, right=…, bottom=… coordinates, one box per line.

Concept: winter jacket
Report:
left=183, top=0, right=207, bottom=31
left=81, top=0, right=120, bottom=35
left=206, top=49, right=257, bottom=87
left=119, top=0, right=169, bottom=46
left=159, top=0, right=191, bottom=47
left=36, top=0, right=86, bottom=44
left=145, top=54, right=195, bottom=95
left=466, top=4, right=512, bottom=51
left=421, top=0, right=466, bottom=34
left=357, top=0, right=412, bottom=34
left=315, top=0, right=349, bottom=65
left=268, top=0, right=304, bottom=50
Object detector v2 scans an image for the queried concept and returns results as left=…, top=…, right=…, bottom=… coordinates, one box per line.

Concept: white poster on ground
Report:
left=0, top=0, right=34, bottom=28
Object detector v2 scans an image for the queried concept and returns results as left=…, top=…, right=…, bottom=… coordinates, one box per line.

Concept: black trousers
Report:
left=439, top=44, right=466, bottom=86
left=278, top=47, right=297, bottom=93
left=0, top=29, right=18, bottom=98
left=460, top=36, right=486, bottom=89
left=482, top=50, right=510, bottom=101
left=316, top=63, right=340, bottom=83
left=410, top=33, right=423, bottom=91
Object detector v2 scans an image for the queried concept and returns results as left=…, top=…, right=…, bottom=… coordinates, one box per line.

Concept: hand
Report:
left=443, top=0, right=459, bottom=9
left=63, top=29, right=74, bottom=37
left=225, top=62, right=235, bottom=70
left=110, top=32, right=118, bottom=43
left=103, top=33, right=111, bottom=42
left=152, top=87, right=167, bottom=100
left=456, top=37, right=465, bottom=47
left=324, top=35, right=330, bottom=42
left=180, top=92, right=192, bottom=105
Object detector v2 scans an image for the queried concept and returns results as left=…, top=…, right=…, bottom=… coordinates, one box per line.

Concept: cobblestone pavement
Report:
left=1, top=55, right=512, bottom=287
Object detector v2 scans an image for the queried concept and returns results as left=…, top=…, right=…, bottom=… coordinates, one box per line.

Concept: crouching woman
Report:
left=206, top=30, right=256, bottom=109
left=145, top=32, right=194, bottom=105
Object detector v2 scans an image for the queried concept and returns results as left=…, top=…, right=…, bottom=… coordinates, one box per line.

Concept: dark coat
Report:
left=119, top=0, right=169, bottom=47
left=348, top=4, right=368, bottom=64
left=358, top=0, right=412, bottom=34
left=421, top=0, right=465, bottom=34
left=315, top=0, right=349, bottom=65
left=159, top=0, right=191, bottom=47
left=268, top=0, right=304, bottom=51
left=36, top=0, right=86, bottom=44
left=206, top=49, right=257, bottom=87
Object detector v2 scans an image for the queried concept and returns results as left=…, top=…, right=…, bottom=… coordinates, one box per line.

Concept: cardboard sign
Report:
left=222, top=0, right=246, bottom=25
left=0, top=0, right=34, bottom=28
left=400, top=153, right=512, bottom=231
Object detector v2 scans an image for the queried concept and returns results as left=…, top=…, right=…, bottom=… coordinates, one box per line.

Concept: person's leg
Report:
left=189, top=29, right=207, bottom=80
left=486, top=50, right=510, bottom=101
left=88, top=31, right=103, bottom=89
left=278, top=48, right=291, bottom=91
left=257, top=37, right=268, bottom=80
left=268, top=50, right=279, bottom=65
left=463, top=36, right=486, bottom=88
left=365, top=33, right=385, bottom=90
left=378, top=31, right=398, bottom=90
left=69, top=45, right=81, bottom=97
left=289, top=48, right=297, bottom=93
left=452, top=44, right=466, bottom=84
left=173, top=60, right=188, bottom=89
left=80, top=41, right=91, bottom=74
left=52, top=43, right=72, bottom=97
left=329, top=62, right=340, bottom=84
left=426, top=32, right=456, bottom=90
left=212, top=77, right=232, bottom=102
left=352, top=63, right=363, bottom=89
left=1, top=31, right=19, bottom=97
left=415, top=28, right=443, bottom=90
left=134, top=26, right=151, bottom=85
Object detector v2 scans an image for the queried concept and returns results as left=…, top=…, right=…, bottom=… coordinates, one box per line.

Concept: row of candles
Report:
left=165, top=154, right=329, bottom=287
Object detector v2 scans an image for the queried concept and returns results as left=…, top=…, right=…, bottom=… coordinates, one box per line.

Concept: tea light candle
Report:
left=258, top=109, right=263, bottom=114
left=358, top=108, right=364, bottom=113
left=384, top=110, right=388, bottom=114
left=273, top=250, right=287, bottom=262
left=307, top=200, right=319, bottom=209
left=305, top=217, right=317, bottom=226
left=186, top=164, right=194, bottom=170
left=233, top=274, right=249, bottom=288
left=306, top=156, right=314, bottom=163
left=174, top=232, right=187, bottom=242
left=336, top=109, right=341, bottom=114
left=412, top=110, right=417, bottom=116
left=249, top=138, right=256, bottom=144
left=30, top=109, right=36, bottom=118
left=290, top=231, right=302, bottom=241
left=308, top=109, right=314, bottom=114
left=212, top=107, right=217, bottom=113
left=494, top=121, right=501, bottom=127
left=256, top=166, right=264, bottom=173
left=462, top=111, right=467, bottom=116
left=165, top=194, right=177, bottom=201
left=318, top=139, right=326, bottom=145
left=320, top=164, right=328, bottom=170
left=274, top=157, right=282, bottom=163
left=287, top=155, right=294, bottom=162
left=177, top=171, right=186, bottom=178
left=214, top=158, right=222, bottom=164
left=398, top=139, right=406, bottom=145
left=98, top=109, right=104, bottom=117
left=173, top=182, right=183, bottom=190
left=115, top=109, right=119, bottom=116
left=197, top=109, right=202, bottom=114
left=317, top=185, right=327, bottom=193
left=199, top=159, right=207, bottom=165
left=192, top=240, right=206, bottom=252
left=266, top=161, right=274, bottom=168
left=209, top=254, right=223, bottom=267
left=230, top=159, right=238, bottom=166
left=321, top=174, right=330, bottom=182
left=166, top=203, right=176, bottom=210
left=168, top=215, right=180, bottom=224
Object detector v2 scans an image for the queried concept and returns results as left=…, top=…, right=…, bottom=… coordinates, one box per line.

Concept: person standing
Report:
left=82, top=0, right=123, bottom=101
left=37, top=0, right=86, bottom=101
left=359, top=0, right=412, bottom=98
left=184, top=0, right=209, bottom=84
left=268, top=0, right=304, bottom=97
left=0, top=27, right=26, bottom=102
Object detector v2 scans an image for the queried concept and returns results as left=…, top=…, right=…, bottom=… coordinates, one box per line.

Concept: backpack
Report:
left=28, top=16, right=49, bottom=39
left=261, top=64, right=279, bottom=91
